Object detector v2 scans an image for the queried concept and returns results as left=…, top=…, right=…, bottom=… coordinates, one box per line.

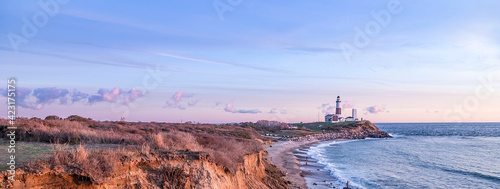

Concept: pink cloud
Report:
left=125, top=88, right=144, bottom=103
left=342, top=99, right=354, bottom=109
left=224, top=102, right=236, bottom=113
left=102, top=87, right=120, bottom=102
left=164, top=90, right=195, bottom=110
left=172, top=90, right=193, bottom=102
left=366, top=105, right=387, bottom=114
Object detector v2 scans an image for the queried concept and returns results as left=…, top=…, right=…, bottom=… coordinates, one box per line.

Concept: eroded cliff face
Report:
left=0, top=151, right=287, bottom=189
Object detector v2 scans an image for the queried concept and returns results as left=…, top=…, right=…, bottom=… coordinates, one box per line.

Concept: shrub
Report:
left=25, top=145, right=125, bottom=184
left=66, top=115, right=92, bottom=122
left=149, top=131, right=202, bottom=152
left=17, top=119, right=144, bottom=144
left=45, top=115, right=62, bottom=120
left=196, top=136, right=215, bottom=146
left=154, top=164, right=190, bottom=189
left=203, top=137, right=262, bottom=173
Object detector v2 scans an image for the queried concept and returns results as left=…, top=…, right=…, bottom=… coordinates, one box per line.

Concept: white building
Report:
left=325, top=114, right=339, bottom=122
left=345, top=109, right=359, bottom=121
left=325, top=96, right=359, bottom=123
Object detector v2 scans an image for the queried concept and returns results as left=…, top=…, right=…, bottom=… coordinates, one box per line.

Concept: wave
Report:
left=439, top=167, right=500, bottom=184
left=306, top=140, right=378, bottom=189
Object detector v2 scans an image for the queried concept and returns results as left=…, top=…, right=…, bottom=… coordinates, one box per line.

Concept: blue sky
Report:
left=1, top=0, right=499, bottom=123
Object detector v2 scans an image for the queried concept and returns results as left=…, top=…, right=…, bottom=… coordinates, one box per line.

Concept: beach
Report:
left=266, top=140, right=343, bottom=189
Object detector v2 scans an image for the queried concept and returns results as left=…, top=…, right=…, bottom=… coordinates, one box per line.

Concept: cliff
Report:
left=0, top=151, right=287, bottom=189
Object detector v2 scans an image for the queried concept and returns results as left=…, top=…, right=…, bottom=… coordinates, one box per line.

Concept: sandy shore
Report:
left=266, top=140, right=343, bottom=189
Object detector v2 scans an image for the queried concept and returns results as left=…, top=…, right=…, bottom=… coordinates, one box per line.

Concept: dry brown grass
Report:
left=203, top=137, right=263, bottom=173
left=149, top=130, right=203, bottom=151
left=24, top=144, right=132, bottom=184
left=7, top=118, right=144, bottom=144
left=2, top=116, right=264, bottom=175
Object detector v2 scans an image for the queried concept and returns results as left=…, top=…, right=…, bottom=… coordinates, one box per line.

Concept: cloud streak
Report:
left=224, top=102, right=261, bottom=114
left=319, top=103, right=335, bottom=115
left=151, top=51, right=288, bottom=73
left=268, top=107, right=287, bottom=114
left=365, top=105, right=387, bottom=114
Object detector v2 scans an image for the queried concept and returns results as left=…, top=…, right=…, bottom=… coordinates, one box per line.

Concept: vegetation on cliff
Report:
left=0, top=116, right=388, bottom=188
left=0, top=116, right=288, bottom=188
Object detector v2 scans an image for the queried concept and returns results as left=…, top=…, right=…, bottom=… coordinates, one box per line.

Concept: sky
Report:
left=1, top=0, right=499, bottom=123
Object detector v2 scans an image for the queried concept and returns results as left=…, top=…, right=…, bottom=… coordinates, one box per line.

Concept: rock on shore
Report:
left=281, top=120, right=391, bottom=142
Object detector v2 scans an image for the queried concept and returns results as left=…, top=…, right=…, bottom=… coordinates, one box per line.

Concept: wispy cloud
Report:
left=164, top=90, right=196, bottom=110
left=61, top=9, right=184, bottom=36
left=284, top=46, right=342, bottom=53
left=269, top=107, right=287, bottom=114
left=0, top=47, right=150, bottom=69
left=224, top=102, right=261, bottom=114
left=150, top=51, right=288, bottom=73
left=236, top=109, right=262, bottom=114
left=171, top=90, right=193, bottom=102
left=269, top=107, right=279, bottom=114
left=87, top=87, right=145, bottom=105
left=318, top=103, right=335, bottom=115
left=188, top=99, right=200, bottom=107
left=365, top=105, right=387, bottom=114
left=342, top=99, right=354, bottom=109
left=125, top=88, right=144, bottom=103
left=1, top=88, right=41, bottom=110
left=2, top=87, right=75, bottom=110
left=280, top=108, right=287, bottom=114
left=71, top=89, right=89, bottom=103
left=33, top=87, right=70, bottom=105
left=89, top=87, right=121, bottom=104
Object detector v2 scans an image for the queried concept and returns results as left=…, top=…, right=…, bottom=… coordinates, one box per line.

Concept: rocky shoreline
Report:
left=279, top=129, right=391, bottom=142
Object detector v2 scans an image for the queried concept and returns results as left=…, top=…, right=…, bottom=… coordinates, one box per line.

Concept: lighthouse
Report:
left=335, top=96, right=341, bottom=117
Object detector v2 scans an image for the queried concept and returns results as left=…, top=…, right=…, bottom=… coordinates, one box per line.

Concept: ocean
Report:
left=307, top=123, right=500, bottom=189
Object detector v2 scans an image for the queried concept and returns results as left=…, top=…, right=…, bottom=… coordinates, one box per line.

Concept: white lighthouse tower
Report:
left=325, top=95, right=343, bottom=123
left=335, top=96, right=341, bottom=117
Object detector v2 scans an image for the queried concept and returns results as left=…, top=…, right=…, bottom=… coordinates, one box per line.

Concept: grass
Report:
left=0, top=139, right=53, bottom=171
left=0, top=116, right=267, bottom=175
left=269, top=130, right=317, bottom=137
left=293, top=121, right=361, bottom=132
left=0, top=139, right=123, bottom=171
left=24, top=145, right=132, bottom=184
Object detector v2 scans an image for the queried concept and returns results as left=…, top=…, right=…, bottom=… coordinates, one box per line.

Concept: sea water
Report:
left=307, top=123, right=500, bottom=189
